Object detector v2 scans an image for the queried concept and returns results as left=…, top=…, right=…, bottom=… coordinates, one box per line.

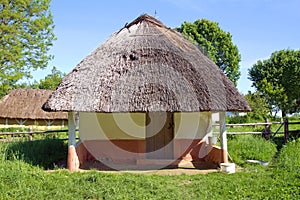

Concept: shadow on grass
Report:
left=272, top=131, right=300, bottom=151
left=4, top=139, right=67, bottom=169
left=271, top=137, right=285, bottom=151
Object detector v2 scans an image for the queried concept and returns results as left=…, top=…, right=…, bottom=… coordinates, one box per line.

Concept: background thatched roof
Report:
left=0, top=89, right=67, bottom=120
left=43, top=14, right=250, bottom=113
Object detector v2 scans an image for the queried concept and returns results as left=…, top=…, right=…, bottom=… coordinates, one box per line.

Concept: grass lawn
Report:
left=0, top=136, right=300, bottom=199
left=0, top=161, right=299, bottom=199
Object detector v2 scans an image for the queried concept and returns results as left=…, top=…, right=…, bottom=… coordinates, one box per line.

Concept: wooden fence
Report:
left=0, top=120, right=299, bottom=143
left=225, top=119, right=300, bottom=143
left=0, top=129, right=72, bottom=142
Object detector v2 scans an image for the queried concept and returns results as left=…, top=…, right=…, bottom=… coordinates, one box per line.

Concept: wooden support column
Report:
left=207, top=113, right=215, bottom=145
left=5, top=118, right=8, bottom=128
left=67, top=112, right=79, bottom=171
left=45, top=120, right=54, bottom=129
left=207, top=112, right=213, bottom=136
left=219, top=112, right=228, bottom=163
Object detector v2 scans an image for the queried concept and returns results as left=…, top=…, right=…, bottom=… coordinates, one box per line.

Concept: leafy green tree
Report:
left=244, top=91, right=270, bottom=120
left=248, top=49, right=300, bottom=117
left=178, top=19, right=241, bottom=85
left=33, top=66, right=65, bottom=90
left=0, top=0, right=55, bottom=97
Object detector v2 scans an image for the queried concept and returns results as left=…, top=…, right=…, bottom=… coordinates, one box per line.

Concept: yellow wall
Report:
left=80, top=112, right=212, bottom=140
left=174, top=112, right=212, bottom=139
left=79, top=112, right=146, bottom=140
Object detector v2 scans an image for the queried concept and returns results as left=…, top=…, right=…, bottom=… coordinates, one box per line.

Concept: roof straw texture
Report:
left=43, top=14, right=250, bottom=113
left=0, top=89, right=67, bottom=119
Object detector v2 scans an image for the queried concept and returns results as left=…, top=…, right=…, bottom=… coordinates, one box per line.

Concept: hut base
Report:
left=75, top=140, right=224, bottom=171
left=79, top=159, right=219, bottom=171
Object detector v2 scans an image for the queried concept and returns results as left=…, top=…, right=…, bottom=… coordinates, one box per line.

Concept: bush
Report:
left=288, top=114, right=300, bottom=121
left=274, top=140, right=300, bottom=173
left=228, top=135, right=277, bottom=166
left=0, top=127, right=27, bottom=132
left=227, top=115, right=250, bottom=124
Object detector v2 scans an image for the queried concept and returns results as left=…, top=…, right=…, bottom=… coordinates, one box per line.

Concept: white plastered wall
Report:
left=79, top=112, right=212, bottom=141
left=79, top=112, right=146, bottom=140
left=174, top=112, right=212, bottom=139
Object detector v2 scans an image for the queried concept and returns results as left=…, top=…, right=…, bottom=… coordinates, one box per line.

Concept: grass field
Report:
left=0, top=135, right=300, bottom=199
left=0, top=162, right=299, bottom=199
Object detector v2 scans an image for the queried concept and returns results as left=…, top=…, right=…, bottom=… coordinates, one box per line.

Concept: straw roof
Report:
left=0, top=89, right=67, bottom=120
left=43, top=14, right=250, bottom=113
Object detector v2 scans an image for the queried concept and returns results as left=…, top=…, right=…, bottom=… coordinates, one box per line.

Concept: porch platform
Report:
left=79, top=159, right=219, bottom=171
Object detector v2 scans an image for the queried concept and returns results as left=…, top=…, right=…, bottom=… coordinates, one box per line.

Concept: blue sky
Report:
left=32, top=0, right=300, bottom=94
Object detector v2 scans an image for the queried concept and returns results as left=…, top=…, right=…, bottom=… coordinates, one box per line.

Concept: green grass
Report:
left=1, top=139, right=67, bottom=169
left=228, top=135, right=277, bottom=166
left=0, top=138, right=300, bottom=199
left=0, top=161, right=299, bottom=199
left=274, top=139, right=300, bottom=173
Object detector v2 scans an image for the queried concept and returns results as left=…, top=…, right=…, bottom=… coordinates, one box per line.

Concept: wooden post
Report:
left=28, top=126, right=33, bottom=141
left=284, top=118, right=289, bottom=144
left=5, top=118, right=8, bottom=128
left=219, top=112, right=228, bottom=163
left=67, top=112, right=79, bottom=171
left=207, top=112, right=214, bottom=145
left=264, top=118, right=270, bottom=140
left=207, top=112, right=213, bottom=136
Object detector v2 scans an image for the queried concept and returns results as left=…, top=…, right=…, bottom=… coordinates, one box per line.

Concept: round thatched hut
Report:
left=43, top=14, right=250, bottom=171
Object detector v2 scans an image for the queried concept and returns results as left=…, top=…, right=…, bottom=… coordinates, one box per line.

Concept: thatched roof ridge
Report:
left=0, top=89, right=67, bottom=120
left=124, top=14, right=167, bottom=29
left=42, top=14, right=250, bottom=113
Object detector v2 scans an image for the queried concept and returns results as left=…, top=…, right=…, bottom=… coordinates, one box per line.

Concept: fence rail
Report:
left=0, top=120, right=299, bottom=143
left=227, top=132, right=268, bottom=135
left=0, top=129, right=69, bottom=136
left=226, top=122, right=282, bottom=126
left=225, top=119, right=300, bottom=143
left=0, top=129, right=79, bottom=142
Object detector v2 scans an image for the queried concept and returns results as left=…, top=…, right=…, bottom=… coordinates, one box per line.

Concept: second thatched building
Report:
left=0, top=89, right=67, bottom=129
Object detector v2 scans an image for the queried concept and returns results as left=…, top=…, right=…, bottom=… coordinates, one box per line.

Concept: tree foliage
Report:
left=248, top=49, right=300, bottom=117
left=33, top=66, right=65, bottom=90
left=0, top=0, right=55, bottom=97
left=178, top=19, right=241, bottom=85
left=244, top=91, right=270, bottom=120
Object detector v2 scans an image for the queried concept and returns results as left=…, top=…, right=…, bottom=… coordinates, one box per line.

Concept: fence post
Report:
left=264, top=118, right=270, bottom=140
left=28, top=126, right=33, bottom=141
left=284, top=118, right=289, bottom=143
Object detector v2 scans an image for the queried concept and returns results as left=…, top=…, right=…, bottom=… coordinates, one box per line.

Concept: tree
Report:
left=248, top=49, right=300, bottom=117
left=244, top=91, right=270, bottom=120
left=33, top=66, right=65, bottom=90
left=0, top=0, right=55, bottom=97
left=178, top=19, right=241, bottom=85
